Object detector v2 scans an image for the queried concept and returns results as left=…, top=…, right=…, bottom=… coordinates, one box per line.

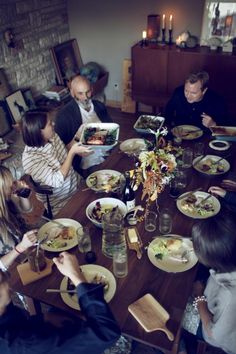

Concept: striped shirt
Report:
left=22, top=133, right=79, bottom=215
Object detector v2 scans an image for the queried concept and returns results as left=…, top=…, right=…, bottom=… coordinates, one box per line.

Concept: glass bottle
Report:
left=123, top=171, right=135, bottom=212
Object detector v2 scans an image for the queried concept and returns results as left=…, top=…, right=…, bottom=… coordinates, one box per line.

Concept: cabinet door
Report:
left=132, top=45, right=168, bottom=99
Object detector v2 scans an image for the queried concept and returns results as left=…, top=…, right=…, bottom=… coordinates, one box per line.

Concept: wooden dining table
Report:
left=9, top=114, right=236, bottom=353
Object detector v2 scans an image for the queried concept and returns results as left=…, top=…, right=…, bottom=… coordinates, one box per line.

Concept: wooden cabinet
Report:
left=131, top=43, right=236, bottom=117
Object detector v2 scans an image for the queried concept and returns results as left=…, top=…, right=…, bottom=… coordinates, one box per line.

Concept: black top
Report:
left=165, top=86, right=229, bottom=129
left=0, top=283, right=120, bottom=354
left=55, top=99, right=112, bottom=173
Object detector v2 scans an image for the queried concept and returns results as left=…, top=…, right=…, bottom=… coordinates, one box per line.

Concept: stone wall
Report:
left=0, top=0, right=70, bottom=96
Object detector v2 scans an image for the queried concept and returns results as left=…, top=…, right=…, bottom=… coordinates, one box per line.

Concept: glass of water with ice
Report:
left=159, top=208, right=172, bottom=234
left=113, top=248, right=128, bottom=278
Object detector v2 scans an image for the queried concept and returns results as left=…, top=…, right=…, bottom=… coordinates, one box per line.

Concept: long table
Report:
left=9, top=114, right=236, bottom=353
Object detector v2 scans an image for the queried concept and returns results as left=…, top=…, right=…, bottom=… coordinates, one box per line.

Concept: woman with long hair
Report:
left=0, top=166, right=37, bottom=271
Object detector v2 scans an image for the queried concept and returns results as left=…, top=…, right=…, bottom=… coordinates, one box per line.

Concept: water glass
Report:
left=145, top=211, right=157, bottom=232
left=169, top=170, right=187, bottom=198
left=27, top=247, right=46, bottom=273
left=194, top=142, right=204, bottom=158
left=102, top=211, right=126, bottom=258
left=182, top=148, right=193, bottom=168
left=77, top=227, right=92, bottom=253
left=159, top=208, right=172, bottom=234
left=113, top=248, right=128, bottom=278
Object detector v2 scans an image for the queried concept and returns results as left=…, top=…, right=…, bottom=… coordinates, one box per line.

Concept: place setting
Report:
left=172, top=125, right=203, bottom=140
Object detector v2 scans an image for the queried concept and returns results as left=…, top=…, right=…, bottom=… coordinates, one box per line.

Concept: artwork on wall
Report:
left=50, top=39, right=83, bottom=86
left=201, top=1, right=236, bottom=46
left=5, top=90, right=28, bottom=123
left=22, top=88, right=37, bottom=110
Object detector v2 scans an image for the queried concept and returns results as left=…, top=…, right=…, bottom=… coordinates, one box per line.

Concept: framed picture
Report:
left=22, top=88, right=37, bottom=110
left=5, top=90, right=28, bottom=123
left=50, top=39, right=83, bottom=85
left=0, top=100, right=12, bottom=136
left=201, top=1, right=236, bottom=45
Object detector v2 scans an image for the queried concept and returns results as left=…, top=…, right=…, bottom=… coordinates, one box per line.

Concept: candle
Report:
left=142, top=30, right=147, bottom=39
left=169, top=14, right=173, bottom=30
left=162, top=14, right=166, bottom=29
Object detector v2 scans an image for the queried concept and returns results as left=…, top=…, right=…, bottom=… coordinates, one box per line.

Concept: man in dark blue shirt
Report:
left=0, top=252, right=120, bottom=354
left=165, top=71, right=228, bottom=130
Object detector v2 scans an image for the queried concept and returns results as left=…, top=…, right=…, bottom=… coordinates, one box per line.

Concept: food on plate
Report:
left=135, top=115, right=162, bottom=131
left=198, top=158, right=225, bottom=174
left=88, top=173, right=121, bottom=192
left=181, top=196, right=214, bottom=216
left=185, top=194, right=197, bottom=204
left=151, top=239, right=183, bottom=260
left=90, top=202, right=120, bottom=223
left=45, top=226, right=76, bottom=249
left=83, top=127, right=117, bottom=146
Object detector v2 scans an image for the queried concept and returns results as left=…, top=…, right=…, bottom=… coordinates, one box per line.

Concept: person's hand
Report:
left=221, top=179, right=236, bottom=192
left=70, top=143, right=94, bottom=157
left=208, top=186, right=226, bottom=198
left=17, top=229, right=38, bottom=252
left=201, top=113, right=216, bottom=128
left=53, top=252, right=86, bottom=286
left=192, top=280, right=205, bottom=297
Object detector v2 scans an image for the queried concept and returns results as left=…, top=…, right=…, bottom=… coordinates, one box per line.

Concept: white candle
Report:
left=169, top=14, right=173, bottom=30
left=142, top=30, right=147, bottom=39
left=162, top=14, right=166, bottom=29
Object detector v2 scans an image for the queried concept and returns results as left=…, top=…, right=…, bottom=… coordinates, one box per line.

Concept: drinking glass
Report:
left=113, top=248, right=128, bottom=278
left=182, top=148, right=193, bottom=168
left=145, top=211, right=157, bottom=232
left=27, top=247, right=46, bottom=273
left=159, top=208, right=172, bottom=234
left=102, top=211, right=126, bottom=258
left=194, top=142, right=204, bottom=158
left=169, top=170, right=187, bottom=198
left=77, top=227, right=92, bottom=253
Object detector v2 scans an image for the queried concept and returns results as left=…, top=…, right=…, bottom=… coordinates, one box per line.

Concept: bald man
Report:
left=55, top=76, right=112, bottom=174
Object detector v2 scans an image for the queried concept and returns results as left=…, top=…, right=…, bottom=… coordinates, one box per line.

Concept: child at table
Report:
left=0, top=166, right=37, bottom=272
left=180, top=211, right=236, bottom=354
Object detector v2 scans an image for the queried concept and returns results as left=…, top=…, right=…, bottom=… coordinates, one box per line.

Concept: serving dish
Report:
left=134, top=115, right=165, bottom=134
left=80, top=123, right=119, bottom=151
left=172, top=125, right=203, bottom=140
left=119, top=138, right=147, bottom=155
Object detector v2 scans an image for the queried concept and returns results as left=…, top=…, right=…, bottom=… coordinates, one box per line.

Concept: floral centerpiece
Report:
left=131, top=127, right=179, bottom=214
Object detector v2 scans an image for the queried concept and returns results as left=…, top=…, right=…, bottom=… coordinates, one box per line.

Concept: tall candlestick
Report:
left=169, top=14, right=173, bottom=30
left=142, top=30, right=147, bottom=39
left=162, top=14, right=166, bottom=29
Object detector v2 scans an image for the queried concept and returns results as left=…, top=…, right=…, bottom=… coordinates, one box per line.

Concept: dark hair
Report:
left=21, top=109, right=48, bottom=147
left=192, top=211, right=236, bottom=272
left=185, top=71, right=209, bottom=91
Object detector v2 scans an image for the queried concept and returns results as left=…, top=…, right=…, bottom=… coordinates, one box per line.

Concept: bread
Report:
left=166, top=239, right=182, bottom=252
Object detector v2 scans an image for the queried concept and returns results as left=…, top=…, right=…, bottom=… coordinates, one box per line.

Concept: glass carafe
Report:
left=102, top=210, right=126, bottom=258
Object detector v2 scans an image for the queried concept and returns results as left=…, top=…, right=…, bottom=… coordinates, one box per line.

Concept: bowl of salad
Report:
left=86, top=197, right=127, bottom=228
left=133, top=115, right=165, bottom=134
left=80, top=123, right=120, bottom=151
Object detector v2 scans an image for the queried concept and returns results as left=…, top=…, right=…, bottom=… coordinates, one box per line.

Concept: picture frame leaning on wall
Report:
left=50, top=39, right=83, bottom=86
left=5, top=90, right=28, bottom=123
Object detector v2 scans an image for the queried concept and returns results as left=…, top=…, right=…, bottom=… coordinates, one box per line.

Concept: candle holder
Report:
left=161, top=28, right=166, bottom=44
left=168, top=29, right=173, bottom=45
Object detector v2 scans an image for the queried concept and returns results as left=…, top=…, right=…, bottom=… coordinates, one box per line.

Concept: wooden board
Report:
left=17, top=258, right=53, bottom=285
left=128, top=293, right=174, bottom=341
left=121, top=59, right=136, bottom=113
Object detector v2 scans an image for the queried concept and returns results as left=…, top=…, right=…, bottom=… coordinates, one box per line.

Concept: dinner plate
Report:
left=86, top=169, right=124, bottom=192
left=60, top=265, right=116, bottom=310
left=147, top=235, right=198, bottom=273
left=119, top=138, right=147, bottom=155
left=193, top=154, right=230, bottom=176
left=176, top=191, right=220, bottom=219
left=38, top=218, right=81, bottom=252
left=172, top=125, right=203, bottom=140
left=209, top=140, right=230, bottom=151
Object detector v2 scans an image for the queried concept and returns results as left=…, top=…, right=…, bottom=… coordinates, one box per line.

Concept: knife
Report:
left=193, top=155, right=205, bottom=167
left=46, top=289, right=76, bottom=294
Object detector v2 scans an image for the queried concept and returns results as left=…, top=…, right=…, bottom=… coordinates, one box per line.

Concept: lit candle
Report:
left=162, top=14, right=166, bottom=29
left=169, top=14, right=173, bottom=30
left=142, top=30, right=147, bottom=39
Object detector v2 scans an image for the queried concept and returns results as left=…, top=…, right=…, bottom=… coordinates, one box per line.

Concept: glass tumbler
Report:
left=27, top=247, right=46, bottom=273
left=77, top=227, right=92, bottom=253
left=102, top=211, right=126, bottom=258
left=113, top=248, right=128, bottom=278
left=194, top=142, right=204, bottom=158
left=145, top=211, right=157, bottom=232
left=159, top=208, right=172, bottom=234
left=182, top=148, right=193, bottom=168
left=169, top=170, right=187, bottom=198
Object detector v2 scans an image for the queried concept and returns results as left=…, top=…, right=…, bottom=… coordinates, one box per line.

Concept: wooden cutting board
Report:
left=128, top=293, right=174, bottom=341
left=17, top=258, right=53, bottom=285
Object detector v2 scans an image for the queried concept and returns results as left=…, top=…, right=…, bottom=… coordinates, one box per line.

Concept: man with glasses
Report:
left=165, top=71, right=228, bottom=130
left=55, top=75, right=112, bottom=174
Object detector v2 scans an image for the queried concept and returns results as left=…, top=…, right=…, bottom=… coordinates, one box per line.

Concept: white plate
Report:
left=134, top=115, right=165, bottom=134
left=193, top=155, right=230, bottom=175
left=86, top=169, right=124, bottom=192
left=38, top=218, right=81, bottom=252
left=172, top=125, right=203, bottom=140
left=147, top=235, right=198, bottom=273
left=119, top=138, right=147, bottom=155
left=209, top=140, right=230, bottom=151
left=176, top=191, right=220, bottom=219
left=80, top=123, right=119, bottom=151
left=60, top=265, right=116, bottom=310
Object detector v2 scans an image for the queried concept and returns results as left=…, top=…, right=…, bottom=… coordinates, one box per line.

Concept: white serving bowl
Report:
left=86, top=197, right=127, bottom=228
